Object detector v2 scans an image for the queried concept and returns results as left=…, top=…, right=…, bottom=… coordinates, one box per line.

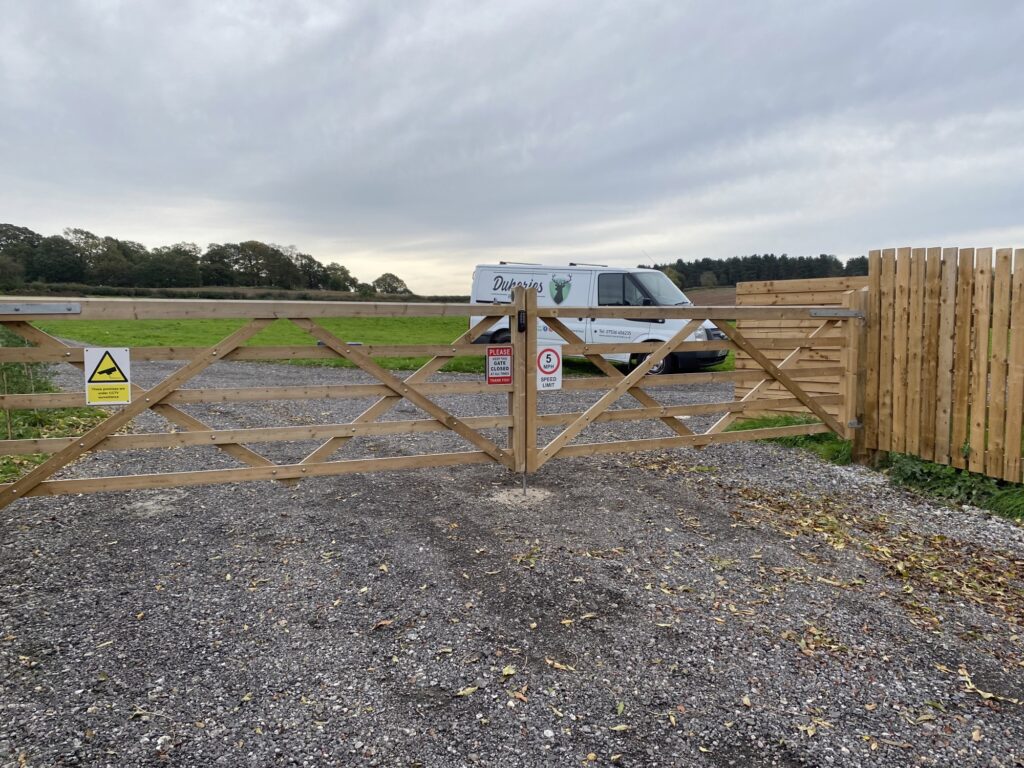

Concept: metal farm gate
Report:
left=0, top=289, right=862, bottom=508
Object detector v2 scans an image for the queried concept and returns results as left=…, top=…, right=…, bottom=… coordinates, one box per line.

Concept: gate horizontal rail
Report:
left=0, top=291, right=862, bottom=507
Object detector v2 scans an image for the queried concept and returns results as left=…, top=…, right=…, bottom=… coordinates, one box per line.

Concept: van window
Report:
left=598, top=273, right=646, bottom=306
left=633, top=271, right=690, bottom=306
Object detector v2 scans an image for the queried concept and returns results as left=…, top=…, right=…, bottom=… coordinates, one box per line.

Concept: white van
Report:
left=470, top=263, right=727, bottom=374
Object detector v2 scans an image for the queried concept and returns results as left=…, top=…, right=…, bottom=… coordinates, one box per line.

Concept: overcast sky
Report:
left=1, top=1, right=1022, bottom=293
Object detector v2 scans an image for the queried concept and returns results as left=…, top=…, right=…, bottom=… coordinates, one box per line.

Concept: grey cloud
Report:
left=1, top=0, right=1022, bottom=292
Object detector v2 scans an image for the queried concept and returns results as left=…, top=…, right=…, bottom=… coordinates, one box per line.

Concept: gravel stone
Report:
left=1, top=360, right=1022, bottom=766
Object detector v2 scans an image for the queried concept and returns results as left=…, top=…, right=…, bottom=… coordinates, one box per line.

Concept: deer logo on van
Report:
left=549, top=274, right=572, bottom=304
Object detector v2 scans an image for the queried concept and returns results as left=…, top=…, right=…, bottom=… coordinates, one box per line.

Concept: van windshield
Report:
left=633, top=272, right=691, bottom=306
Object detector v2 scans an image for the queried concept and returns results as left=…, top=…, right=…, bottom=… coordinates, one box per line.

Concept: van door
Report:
left=589, top=272, right=651, bottom=363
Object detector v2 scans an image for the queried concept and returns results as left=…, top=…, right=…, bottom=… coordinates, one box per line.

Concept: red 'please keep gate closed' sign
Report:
left=486, top=346, right=513, bottom=385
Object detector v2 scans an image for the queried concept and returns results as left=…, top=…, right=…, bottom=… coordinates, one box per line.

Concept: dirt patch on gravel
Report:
left=1, top=363, right=1022, bottom=767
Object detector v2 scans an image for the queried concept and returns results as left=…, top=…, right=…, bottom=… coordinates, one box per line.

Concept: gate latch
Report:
left=517, top=310, right=527, bottom=333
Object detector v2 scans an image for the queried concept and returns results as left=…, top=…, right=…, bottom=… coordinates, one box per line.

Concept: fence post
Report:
left=509, top=287, right=528, bottom=473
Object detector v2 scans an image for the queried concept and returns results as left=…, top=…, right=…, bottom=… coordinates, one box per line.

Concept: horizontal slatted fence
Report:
left=734, top=277, right=868, bottom=419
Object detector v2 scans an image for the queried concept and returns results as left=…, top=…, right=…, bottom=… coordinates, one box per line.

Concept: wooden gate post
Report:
left=509, top=287, right=528, bottom=473
left=853, top=252, right=886, bottom=466
left=523, top=288, right=539, bottom=473
left=848, top=288, right=871, bottom=462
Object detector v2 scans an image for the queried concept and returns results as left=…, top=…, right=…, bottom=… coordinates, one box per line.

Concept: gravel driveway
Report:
left=2, top=362, right=1023, bottom=767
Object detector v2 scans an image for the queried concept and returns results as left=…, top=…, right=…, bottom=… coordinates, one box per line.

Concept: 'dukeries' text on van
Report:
left=492, top=275, right=545, bottom=295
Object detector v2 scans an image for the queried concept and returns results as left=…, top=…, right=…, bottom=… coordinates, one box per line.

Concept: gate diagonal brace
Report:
left=0, top=319, right=274, bottom=510
left=289, top=318, right=514, bottom=469
left=298, top=315, right=502, bottom=465
left=542, top=317, right=696, bottom=438
left=535, top=319, right=704, bottom=469
left=710, top=320, right=845, bottom=437
left=705, top=319, right=837, bottom=435
left=2, top=321, right=294, bottom=485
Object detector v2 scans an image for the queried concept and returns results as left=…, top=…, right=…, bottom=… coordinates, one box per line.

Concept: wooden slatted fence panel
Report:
left=862, top=246, right=1024, bottom=483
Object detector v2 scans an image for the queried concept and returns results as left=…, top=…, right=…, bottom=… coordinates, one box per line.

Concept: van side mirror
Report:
left=642, top=297, right=653, bottom=306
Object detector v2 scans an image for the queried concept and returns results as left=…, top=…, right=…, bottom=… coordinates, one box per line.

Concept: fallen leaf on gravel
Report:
left=378, top=563, right=388, bottom=573
left=972, top=727, right=983, bottom=742
left=957, top=665, right=1022, bottom=705
left=437, top=647, right=453, bottom=655
left=512, top=690, right=529, bottom=703
left=865, top=703, right=878, bottom=711
left=610, top=755, right=622, bottom=764
left=502, top=665, right=516, bottom=677
left=579, top=613, right=598, bottom=620
left=560, top=618, right=574, bottom=626
left=545, top=657, right=575, bottom=672
left=608, top=724, right=629, bottom=732
left=371, top=619, right=394, bottom=631
left=586, top=754, right=597, bottom=762
left=455, top=686, right=478, bottom=697
left=741, top=695, right=751, bottom=708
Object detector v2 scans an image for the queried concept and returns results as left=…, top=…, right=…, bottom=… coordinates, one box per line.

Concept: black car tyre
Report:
left=632, top=350, right=675, bottom=375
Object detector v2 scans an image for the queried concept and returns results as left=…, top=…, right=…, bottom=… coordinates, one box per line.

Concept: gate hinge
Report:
left=810, top=308, right=863, bottom=318
left=0, top=302, right=81, bottom=315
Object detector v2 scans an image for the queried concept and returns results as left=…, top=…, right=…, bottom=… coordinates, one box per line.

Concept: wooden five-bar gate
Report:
left=0, top=290, right=861, bottom=508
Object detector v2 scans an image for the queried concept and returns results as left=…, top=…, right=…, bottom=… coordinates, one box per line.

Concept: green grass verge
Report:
left=728, top=413, right=1024, bottom=521
left=35, top=318, right=724, bottom=377
left=38, top=317, right=490, bottom=372
left=0, top=326, right=107, bottom=482
left=726, top=414, right=851, bottom=463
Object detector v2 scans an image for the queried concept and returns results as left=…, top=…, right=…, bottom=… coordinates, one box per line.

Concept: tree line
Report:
left=645, top=253, right=868, bottom=288
left=0, top=223, right=412, bottom=295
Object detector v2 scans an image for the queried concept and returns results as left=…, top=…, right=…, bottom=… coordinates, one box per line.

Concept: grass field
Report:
left=35, top=317, right=734, bottom=374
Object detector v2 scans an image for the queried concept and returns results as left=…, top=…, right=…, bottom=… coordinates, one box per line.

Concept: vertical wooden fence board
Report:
left=968, top=248, right=993, bottom=474
left=933, top=247, right=958, bottom=465
left=891, top=247, right=912, bottom=453
left=1004, top=248, right=1024, bottom=482
left=920, top=247, right=942, bottom=461
left=862, top=250, right=882, bottom=451
left=906, top=248, right=925, bottom=455
left=878, top=249, right=897, bottom=450
left=987, top=249, right=1012, bottom=478
left=950, top=248, right=975, bottom=469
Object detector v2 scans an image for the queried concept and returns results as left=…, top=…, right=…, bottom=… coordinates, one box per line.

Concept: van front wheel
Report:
left=632, top=351, right=675, bottom=375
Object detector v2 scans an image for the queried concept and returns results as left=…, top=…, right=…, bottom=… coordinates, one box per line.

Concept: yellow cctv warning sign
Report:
left=88, top=351, right=128, bottom=382
left=84, top=348, right=131, bottom=404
